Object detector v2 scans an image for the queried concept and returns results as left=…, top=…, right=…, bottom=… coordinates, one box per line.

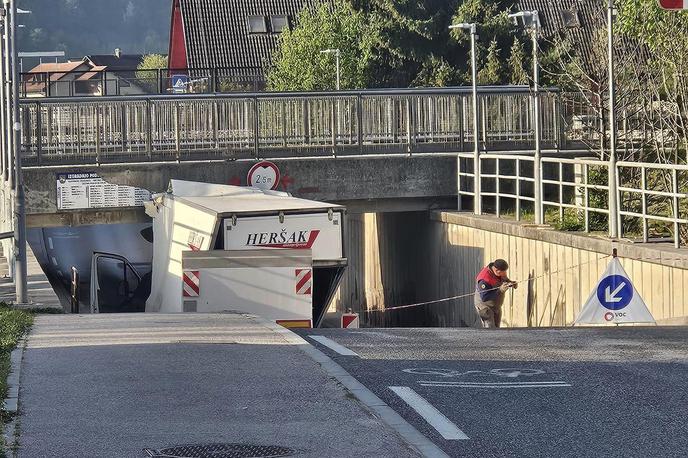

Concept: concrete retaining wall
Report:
left=422, top=212, right=688, bottom=327
left=328, top=211, right=688, bottom=328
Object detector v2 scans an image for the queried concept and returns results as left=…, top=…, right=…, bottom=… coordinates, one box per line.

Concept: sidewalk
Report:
left=0, top=243, right=62, bottom=309
left=15, top=313, right=419, bottom=458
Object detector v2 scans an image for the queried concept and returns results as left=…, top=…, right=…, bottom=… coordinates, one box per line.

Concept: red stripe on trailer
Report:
left=296, top=270, right=311, bottom=292
left=295, top=269, right=312, bottom=295
left=658, top=0, right=688, bottom=9
left=342, top=314, right=359, bottom=328
left=182, top=270, right=200, bottom=297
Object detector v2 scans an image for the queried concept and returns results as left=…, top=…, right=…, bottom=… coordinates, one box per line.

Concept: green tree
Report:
left=449, top=0, right=522, bottom=86
left=136, top=54, right=168, bottom=93
left=507, top=37, right=529, bottom=85
left=477, top=39, right=502, bottom=84
left=268, top=0, right=374, bottom=91
left=412, top=56, right=460, bottom=87
left=363, top=0, right=463, bottom=87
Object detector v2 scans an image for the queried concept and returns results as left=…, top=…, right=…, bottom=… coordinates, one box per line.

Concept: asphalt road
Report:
left=17, top=314, right=418, bottom=458
left=297, top=327, right=688, bottom=458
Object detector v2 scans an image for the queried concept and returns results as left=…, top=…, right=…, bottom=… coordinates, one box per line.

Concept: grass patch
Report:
left=1, top=303, right=33, bottom=427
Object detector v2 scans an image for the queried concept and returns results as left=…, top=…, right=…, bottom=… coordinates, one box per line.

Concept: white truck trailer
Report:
left=90, top=180, right=346, bottom=327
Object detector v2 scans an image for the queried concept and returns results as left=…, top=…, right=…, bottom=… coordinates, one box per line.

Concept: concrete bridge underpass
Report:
left=10, top=86, right=594, bottom=225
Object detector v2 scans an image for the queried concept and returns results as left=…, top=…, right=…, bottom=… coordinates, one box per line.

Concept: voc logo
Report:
left=604, top=311, right=627, bottom=321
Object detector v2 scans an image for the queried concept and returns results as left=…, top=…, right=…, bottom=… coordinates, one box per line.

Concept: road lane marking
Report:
left=308, top=335, right=359, bottom=356
left=419, top=381, right=571, bottom=389
left=421, top=381, right=569, bottom=385
left=268, top=325, right=450, bottom=457
left=403, top=368, right=545, bottom=378
left=389, top=386, right=469, bottom=440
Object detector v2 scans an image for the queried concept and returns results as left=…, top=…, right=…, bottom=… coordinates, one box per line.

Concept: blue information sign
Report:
left=596, top=275, right=633, bottom=310
left=171, top=75, right=189, bottom=93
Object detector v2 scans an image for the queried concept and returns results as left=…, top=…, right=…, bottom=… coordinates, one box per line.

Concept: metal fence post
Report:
left=641, top=166, right=647, bottom=243
left=672, top=168, right=680, bottom=248
left=331, top=100, right=337, bottom=156
left=405, top=98, right=413, bottom=153
left=95, top=104, right=102, bottom=164
left=357, top=94, right=363, bottom=154
left=145, top=100, right=152, bottom=160
left=253, top=97, right=260, bottom=158
left=515, top=158, right=521, bottom=221
left=35, top=103, right=42, bottom=165
left=121, top=104, right=128, bottom=155
left=174, top=101, right=181, bottom=160
left=212, top=100, right=219, bottom=150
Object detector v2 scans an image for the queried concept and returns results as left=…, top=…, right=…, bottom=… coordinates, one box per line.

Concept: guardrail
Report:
left=459, top=154, right=688, bottom=248
left=16, top=87, right=573, bottom=166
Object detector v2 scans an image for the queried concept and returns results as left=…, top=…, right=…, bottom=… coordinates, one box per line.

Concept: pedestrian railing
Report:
left=459, top=154, right=688, bottom=248
left=17, top=87, right=574, bottom=165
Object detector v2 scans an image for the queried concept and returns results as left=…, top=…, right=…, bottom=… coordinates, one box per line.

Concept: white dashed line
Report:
left=419, top=381, right=571, bottom=389
left=389, top=386, right=469, bottom=440
left=308, top=335, right=359, bottom=356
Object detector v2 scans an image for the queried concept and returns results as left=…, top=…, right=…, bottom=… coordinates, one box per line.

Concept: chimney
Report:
left=114, top=48, right=121, bottom=58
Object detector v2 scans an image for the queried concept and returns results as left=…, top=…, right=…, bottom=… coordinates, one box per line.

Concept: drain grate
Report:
left=144, top=443, right=297, bottom=458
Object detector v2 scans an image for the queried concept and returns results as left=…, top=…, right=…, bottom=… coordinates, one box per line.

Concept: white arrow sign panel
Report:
left=574, top=258, right=655, bottom=325
left=605, top=283, right=626, bottom=303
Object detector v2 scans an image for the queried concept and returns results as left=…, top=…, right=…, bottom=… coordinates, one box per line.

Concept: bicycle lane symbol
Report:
left=402, top=368, right=546, bottom=379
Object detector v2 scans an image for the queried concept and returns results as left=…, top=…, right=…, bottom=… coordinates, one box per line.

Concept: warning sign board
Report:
left=56, top=172, right=150, bottom=210
left=574, top=258, right=655, bottom=325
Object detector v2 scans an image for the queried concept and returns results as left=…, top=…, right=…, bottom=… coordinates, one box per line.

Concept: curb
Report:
left=3, top=338, right=25, bottom=455
left=260, top=318, right=449, bottom=458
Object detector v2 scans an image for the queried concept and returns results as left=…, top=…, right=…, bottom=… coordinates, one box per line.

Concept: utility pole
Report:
left=607, top=0, right=619, bottom=238
left=450, top=23, right=480, bottom=215
left=9, top=0, right=27, bottom=303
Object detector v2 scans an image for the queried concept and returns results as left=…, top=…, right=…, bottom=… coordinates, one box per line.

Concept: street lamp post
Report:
left=2, top=1, right=11, bottom=188
left=509, top=10, right=542, bottom=225
left=450, top=23, right=480, bottom=215
left=9, top=0, right=27, bottom=303
left=607, top=0, right=619, bottom=239
left=320, top=48, right=340, bottom=90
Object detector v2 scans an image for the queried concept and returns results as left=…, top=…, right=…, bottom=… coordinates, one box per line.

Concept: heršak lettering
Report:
left=246, top=229, right=320, bottom=249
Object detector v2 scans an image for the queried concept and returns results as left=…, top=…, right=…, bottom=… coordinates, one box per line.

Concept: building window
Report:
left=271, top=15, right=290, bottom=33
left=560, top=9, right=581, bottom=29
left=248, top=15, right=268, bottom=34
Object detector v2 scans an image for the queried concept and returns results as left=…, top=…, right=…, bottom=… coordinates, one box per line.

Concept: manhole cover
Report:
left=144, top=443, right=297, bottom=458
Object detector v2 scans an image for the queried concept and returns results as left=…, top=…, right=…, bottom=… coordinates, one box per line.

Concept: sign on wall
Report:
left=247, top=161, right=281, bottom=190
left=56, top=172, right=151, bottom=210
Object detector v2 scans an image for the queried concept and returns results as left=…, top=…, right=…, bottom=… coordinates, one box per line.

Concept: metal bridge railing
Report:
left=459, top=154, right=688, bottom=248
left=18, top=87, right=569, bottom=165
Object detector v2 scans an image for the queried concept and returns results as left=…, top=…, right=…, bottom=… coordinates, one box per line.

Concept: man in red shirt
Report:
left=473, top=259, right=517, bottom=328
